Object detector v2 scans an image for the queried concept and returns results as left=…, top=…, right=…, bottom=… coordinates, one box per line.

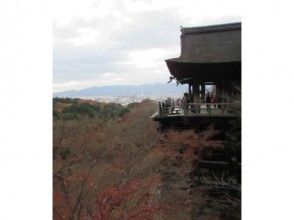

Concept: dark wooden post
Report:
left=192, top=82, right=201, bottom=114
left=188, top=84, right=192, bottom=97
left=221, top=80, right=227, bottom=114
left=201, top=83, right=205, bottom=102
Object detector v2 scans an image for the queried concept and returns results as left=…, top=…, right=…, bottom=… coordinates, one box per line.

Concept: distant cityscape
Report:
left=93, top=94, right=183, bottom=106
left=53, top=83, right=187, bottom=105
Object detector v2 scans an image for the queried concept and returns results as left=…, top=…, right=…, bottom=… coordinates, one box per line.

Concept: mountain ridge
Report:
left=54, top=83, right=186, bottom=98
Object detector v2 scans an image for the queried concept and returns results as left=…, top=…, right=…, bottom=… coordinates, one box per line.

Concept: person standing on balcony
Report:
left=165, top=97, right=172, bottom=114
left=211, top=94, right=217, bottom=108
left=182, top=93, right=189, bottom=114
left=176, top=98, right=181, bottom=107
left=171, top=99, right=175, bottom=114
left=206, top=93, right=211, bottom=110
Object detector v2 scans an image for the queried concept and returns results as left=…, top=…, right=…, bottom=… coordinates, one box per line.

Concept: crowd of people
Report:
left=162, top=93, right=217, bottom=108
left=160, top=93, right=218, bottom=115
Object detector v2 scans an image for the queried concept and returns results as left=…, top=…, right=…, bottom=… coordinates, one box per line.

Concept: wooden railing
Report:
left=158, top=102, right=241, bottom=117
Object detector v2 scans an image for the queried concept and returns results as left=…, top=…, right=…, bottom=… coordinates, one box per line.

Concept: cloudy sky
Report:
left=53, top=0, right=241, bottom=92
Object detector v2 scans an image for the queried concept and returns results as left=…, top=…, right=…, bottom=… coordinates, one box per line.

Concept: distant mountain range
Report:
left=53, top=83, right=187, bottom=98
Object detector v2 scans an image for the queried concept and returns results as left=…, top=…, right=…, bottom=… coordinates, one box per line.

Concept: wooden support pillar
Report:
left=192, top=82, right=201, bottom=114
left=217, top=80, right=223, bottom=112
left=221, top=80, right=230, bottom=113
left=215, top=84, right=218, bottom=101
left=188, top=84, right=192, bottom=97
left=221, top=80, right=225, bottom=103
left=201, top=82, right=205, bottom=102
left=215, top=81, right=220, bottom=102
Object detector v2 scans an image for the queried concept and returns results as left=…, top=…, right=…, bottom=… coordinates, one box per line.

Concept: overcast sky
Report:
left=53, top=0, right=241, bottom=92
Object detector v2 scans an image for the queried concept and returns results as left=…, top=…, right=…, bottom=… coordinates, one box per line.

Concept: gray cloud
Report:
left=53, top=0, right=241, bottom=91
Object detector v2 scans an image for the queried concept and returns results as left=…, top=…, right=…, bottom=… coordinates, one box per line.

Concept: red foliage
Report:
left=53, top=192, right=70, bottom=219
left=54, top=175, right=164, bottom=220
left=53, top=101, right=225, bottom=219
left=93, top=175, right=162, bottom=220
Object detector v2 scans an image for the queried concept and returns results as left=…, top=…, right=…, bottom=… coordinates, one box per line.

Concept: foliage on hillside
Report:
left=53, top=99, right=164, bottom=219
left=53, top=98, right=134, bottom=120
left=53, top=98, right=238, bottom=219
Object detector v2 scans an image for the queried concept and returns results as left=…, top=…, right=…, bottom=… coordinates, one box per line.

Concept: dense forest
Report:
left=53, top=98, right=134, bottom=120
left=53, top=98, right=240, bottom=220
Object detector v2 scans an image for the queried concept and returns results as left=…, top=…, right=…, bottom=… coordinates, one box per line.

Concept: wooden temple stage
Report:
left=152, top=22, right=242, bottom=186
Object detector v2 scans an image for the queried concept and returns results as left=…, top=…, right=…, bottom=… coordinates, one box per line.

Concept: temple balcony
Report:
left=152, top=102, right=241, bottom=123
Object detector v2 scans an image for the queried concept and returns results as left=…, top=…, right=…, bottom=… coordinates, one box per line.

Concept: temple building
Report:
left=152, top=22, right=241, bottom=125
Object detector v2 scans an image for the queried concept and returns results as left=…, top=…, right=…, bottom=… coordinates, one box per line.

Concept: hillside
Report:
left=53, top=98, right=240, bottom=220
